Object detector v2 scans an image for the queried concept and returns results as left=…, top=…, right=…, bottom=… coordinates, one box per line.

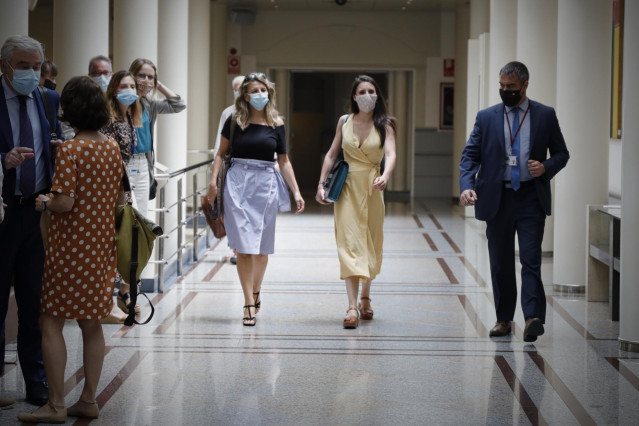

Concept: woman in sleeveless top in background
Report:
left=316, top=75, right=396, bottom=329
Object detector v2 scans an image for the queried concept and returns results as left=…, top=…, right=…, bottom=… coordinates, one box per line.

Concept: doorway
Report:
left=288, top=71, right=389, bottom=193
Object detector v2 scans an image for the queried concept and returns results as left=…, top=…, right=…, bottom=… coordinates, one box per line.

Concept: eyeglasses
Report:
left=244, top=72, right=266, bottom=82
left=136, top=73, right=155, bottom=81
left=89, top=70, right=111, bottom=77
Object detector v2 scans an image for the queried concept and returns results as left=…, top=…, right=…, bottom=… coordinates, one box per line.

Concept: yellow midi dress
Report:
left=334, top=117, right=385, bottom=280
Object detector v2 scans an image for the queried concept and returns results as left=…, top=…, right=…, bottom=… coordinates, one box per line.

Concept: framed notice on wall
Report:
left=439, top=83, right=454, bottom=131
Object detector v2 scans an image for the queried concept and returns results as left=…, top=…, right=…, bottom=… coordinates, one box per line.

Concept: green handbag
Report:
left=115, top=204, right=163, bottom=325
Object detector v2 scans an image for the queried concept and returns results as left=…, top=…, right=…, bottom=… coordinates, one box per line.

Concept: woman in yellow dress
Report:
left=316, top=75, right=396, bottom=329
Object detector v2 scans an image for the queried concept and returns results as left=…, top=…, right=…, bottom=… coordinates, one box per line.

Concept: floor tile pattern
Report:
left=1, top=198, right=638, bottom=425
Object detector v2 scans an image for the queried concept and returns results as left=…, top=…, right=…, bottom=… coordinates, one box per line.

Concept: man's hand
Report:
left=528, top=160, right=546, bottom=178
left=4, top=147, right=35, bottom=169
left=460, top=189, right=477, bottom=207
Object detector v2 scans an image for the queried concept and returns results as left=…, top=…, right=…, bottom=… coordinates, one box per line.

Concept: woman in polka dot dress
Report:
left=19, top=76, right=124, bottom=423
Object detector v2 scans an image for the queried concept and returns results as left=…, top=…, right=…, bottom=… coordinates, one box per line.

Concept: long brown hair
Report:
left=105, top=70, right=142, bottom=127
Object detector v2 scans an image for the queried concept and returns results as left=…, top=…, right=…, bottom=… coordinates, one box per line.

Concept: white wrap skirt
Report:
left=223, top=158, right=291, bottom=255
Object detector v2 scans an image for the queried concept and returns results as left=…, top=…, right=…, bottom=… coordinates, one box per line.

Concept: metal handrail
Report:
left=152, top=157, right=214, bottom=292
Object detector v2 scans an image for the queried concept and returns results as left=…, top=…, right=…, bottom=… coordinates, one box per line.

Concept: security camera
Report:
left=335, top=0, right=347, bottom=5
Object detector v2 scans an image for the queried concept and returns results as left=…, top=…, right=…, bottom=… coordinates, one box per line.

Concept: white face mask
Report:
left=233, top=89, right=240, bottom=99
left=355, top=94, right=377, bottom=113
left=93, top=75, right=111, bottom=92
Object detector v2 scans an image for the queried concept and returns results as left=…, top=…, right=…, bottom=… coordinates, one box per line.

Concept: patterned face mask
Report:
left=355, top=94, right=377, bottom=113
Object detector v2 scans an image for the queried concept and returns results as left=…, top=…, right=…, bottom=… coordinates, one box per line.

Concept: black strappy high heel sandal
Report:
left=253, top=292, right=261, bottom=314
left=243, top=305, right=256, bottom=326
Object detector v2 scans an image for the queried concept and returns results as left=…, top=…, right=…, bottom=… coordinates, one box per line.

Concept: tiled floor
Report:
left=2, top=198, right=638, bottom=425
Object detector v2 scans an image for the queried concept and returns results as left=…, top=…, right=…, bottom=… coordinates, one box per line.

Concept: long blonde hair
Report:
left=233, top=73, right=281, bottom=130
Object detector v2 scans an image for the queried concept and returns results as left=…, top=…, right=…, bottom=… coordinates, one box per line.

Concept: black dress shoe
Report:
left=523, top=317, right=545, bottom=342
left=26, top=382, right=49, bottom=406
left=489, top=321, right=512, bottom=337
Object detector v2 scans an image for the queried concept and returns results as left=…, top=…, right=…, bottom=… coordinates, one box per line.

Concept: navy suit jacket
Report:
left=459, top=99, right=569, bottom=221
left=0, top=77, right=63, bottom=208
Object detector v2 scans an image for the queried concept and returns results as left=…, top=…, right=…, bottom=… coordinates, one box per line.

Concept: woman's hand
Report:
left=293, top=192, right=305, bottom=214
left=205, top=184, right=218, bottom=205
left=372, top=175, right=388, bottom=191
left=315, top=185, right=331, bottom=205
left=35, top=194, right=51, bottom=212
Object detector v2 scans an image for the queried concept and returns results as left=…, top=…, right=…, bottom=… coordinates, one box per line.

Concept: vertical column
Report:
left=487, top=0, right=516, bottom=106
left=470, top=0, right=489, bottom=39
left=467, top=0, right=490, bottom=150
left=157, top=0, right=189, bottom=267
left=113, top=0, right=158, bottom=70
left=0, top=0, right=28, bottom=43
left=620, top=0, right=639, bottom=351
left=274, top=69, right=290, bottom=157
left=52, top=0, right=109, bottom=89
left=209, top=2, right=228, bottom=145
left=516, top=0, right=558, bottom=255
left=553, top=0, right=610, bottom=289
left=451, top=2, right=469, bottom=198
left=187, top=0, right=210, bottom=163
left=391, top=70, right=408, bottom=192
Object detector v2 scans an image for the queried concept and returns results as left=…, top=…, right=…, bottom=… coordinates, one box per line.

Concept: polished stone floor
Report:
left=1, top=198, right=638, bottom=425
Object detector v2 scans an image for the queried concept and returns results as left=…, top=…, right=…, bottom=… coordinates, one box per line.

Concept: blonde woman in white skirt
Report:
left=205, top=73, right=304, bottom=326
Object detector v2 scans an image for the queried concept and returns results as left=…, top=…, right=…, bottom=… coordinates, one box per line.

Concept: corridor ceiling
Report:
left=217, top=0, right=459, bottom=12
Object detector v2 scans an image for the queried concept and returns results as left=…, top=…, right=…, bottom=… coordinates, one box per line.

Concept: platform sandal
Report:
left=358, top=296, right=374, bottom=320
left=343, top=306, right=359, bottom=329
left=243, top=305, right=256, bottom=326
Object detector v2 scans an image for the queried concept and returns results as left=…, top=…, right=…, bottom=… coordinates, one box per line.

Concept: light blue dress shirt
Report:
left=2, top=77, right=47, bottom=195
left=503, top=98, right=532, bottom=182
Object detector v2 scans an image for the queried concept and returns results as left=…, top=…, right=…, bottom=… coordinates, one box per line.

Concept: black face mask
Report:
left=499, top=88, right=522, bottom=107
left=43, top=79, right=56, bottom=91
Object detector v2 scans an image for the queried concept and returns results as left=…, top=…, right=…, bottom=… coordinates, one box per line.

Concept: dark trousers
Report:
left=0, top=203, right=46, bottom=385
left=486, top=182, right=547, bottom=323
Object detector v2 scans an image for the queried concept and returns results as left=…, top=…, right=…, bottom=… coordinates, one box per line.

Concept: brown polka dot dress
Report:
left=41, top=138, right=124, bottom=319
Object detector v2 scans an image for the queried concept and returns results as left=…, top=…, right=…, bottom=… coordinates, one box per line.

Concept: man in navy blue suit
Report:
left=0, top=35, right=63, bottom=405
left=459, top=61, right=569, bottom=342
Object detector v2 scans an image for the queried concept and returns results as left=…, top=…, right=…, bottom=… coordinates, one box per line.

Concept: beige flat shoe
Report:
left=17, top=401, right=66, bottom=423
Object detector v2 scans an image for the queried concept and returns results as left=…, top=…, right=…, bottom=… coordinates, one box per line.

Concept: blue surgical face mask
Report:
left=117, top=88, right=139, bottom=106
left=7, top=63, right=40, bottom=95
left=249, top=91, right=269, bottom=111
left=93, top=75, right=111, bottom=92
